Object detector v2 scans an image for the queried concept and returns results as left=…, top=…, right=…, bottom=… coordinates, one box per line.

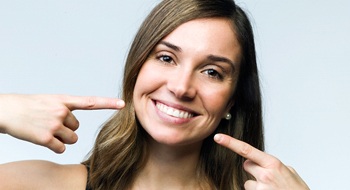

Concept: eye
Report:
left=157, top=54, right=175, bottom=65
left=203, top=68, right=223, bottom=80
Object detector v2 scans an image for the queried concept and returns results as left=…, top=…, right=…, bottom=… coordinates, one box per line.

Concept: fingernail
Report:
left=117, top=100, right=125, bottom=107
left=214, top=134, right=222, bottom=142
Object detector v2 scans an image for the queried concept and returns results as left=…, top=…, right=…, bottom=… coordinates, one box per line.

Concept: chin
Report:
left=147, top=131, right=204, bottom=148
left=150, top=132, right=184, bottom=145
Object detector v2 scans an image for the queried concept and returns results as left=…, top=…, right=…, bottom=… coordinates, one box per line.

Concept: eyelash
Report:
left=203, top=68, right=223, bottom=80
left=156, top=54, right=175, bottom=65
left=155, top=53, right=225, bottom=81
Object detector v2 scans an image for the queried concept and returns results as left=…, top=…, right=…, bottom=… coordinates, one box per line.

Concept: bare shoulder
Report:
left=0, top=160, right=87, bottom=190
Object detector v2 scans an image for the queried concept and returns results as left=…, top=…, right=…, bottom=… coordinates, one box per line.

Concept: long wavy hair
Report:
left=83, top=0, right=264, bottom=189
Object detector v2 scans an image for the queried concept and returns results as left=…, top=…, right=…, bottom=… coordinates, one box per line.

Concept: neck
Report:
left=132, top=138, right=203, bottom=190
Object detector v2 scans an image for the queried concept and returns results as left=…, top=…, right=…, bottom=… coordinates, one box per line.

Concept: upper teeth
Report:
left=156, top=102, right=194, bottom=119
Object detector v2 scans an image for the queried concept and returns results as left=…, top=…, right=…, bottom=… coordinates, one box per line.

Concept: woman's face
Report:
left=133, top=18, right=241, bottom=147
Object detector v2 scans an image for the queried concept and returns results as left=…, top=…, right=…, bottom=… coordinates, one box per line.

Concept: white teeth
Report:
left=156, top=102, right=194, bottom=119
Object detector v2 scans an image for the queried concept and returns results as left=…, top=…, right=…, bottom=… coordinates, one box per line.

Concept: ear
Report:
left=222, top=99, right=235, bottom=119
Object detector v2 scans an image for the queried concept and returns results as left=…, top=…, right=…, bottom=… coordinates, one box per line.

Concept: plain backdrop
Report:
left=1, top=0, right=349, bottom=189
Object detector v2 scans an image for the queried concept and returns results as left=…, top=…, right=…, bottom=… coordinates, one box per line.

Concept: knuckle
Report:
left=264, top=156, right=282, bottom=169
left=39, top=132, right=55, bottom=145
left=287, top=166, right=297, bottom=174
left=243, top=159, right=250, bottom=168
left=272, top=158, right=284, bottom=169
left=259, top=170, right=274, bottom=183
left=55, top=107, right=70, bottom=118
left=85, top=97, right=97, bottom=109
left=241, top=142, right=253, bottom=156
left=49, top=121, right=62, bottom=132
left=58, top=94, right=69, bottom=102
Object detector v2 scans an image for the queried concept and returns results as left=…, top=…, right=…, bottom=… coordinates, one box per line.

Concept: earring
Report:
left=225, top=113, right=232, bottom=120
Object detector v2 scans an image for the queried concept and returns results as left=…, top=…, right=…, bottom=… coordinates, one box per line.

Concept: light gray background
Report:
left=1, top=1, right=349, bottom=189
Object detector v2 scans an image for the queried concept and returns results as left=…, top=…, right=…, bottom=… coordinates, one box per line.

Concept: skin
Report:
left=133, top=18, right=240, bottom=147
left=132, top=18, right=240, bottom=189
left=214, top=134, right=310, bottom=190
left=0, top=94, right=125, bottom=153
left=0, top=18, right=309, bottom=189
left=0, top=160, right=88, bottom=190
left=0, top=94, right=125, bottom=189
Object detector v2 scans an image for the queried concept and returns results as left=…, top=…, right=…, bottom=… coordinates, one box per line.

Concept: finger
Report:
left=244, top=180, right=257, bottom=190
left=62, top=95, right=125, bottom=110
left=63, top=111, right=79, bottom=131
left=45, top=137, right=66, bottom=154
left=54, top=126, right=78, bottom=145
left=287, top=166, right=297, bottom=174
left=214, top=133, right=275, bottom=168
left=243, top=159, right=264, bottom=179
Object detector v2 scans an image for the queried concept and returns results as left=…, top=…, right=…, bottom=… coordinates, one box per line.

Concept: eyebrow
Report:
left=158, top=41, right=182, bottom=52
left=158, top=41, right=236, bottom=71
left=207, top=55, right=236, bottom=69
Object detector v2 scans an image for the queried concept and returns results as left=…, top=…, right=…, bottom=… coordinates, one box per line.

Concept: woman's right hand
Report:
left=0, top=94, right=125, bottom=153
left=214, top=134, right=309, bottom=190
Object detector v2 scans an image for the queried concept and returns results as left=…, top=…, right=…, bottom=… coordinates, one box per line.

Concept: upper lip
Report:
left=153, top=99, right=200, bottom=116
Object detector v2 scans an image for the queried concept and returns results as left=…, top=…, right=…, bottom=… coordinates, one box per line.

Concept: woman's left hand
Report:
left=214, top=133, right=310, bottom=190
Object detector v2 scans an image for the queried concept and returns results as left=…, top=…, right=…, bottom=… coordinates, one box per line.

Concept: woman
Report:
left=0, top=0, right=309, bottom=189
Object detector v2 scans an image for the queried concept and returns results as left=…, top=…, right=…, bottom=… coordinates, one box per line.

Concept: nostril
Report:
left=171, top=86, right=196, bottom=100
left=167, top=78, right=196, bottom=100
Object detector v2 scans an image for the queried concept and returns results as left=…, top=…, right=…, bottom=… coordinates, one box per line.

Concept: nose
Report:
left=167, top=68, right=196, bottom=100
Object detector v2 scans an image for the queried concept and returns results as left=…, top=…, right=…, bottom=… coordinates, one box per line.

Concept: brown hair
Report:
left=83, top=0, right=264, bottom=189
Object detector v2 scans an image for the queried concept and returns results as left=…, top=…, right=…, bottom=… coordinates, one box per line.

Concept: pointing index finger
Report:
left=62, top=95, right=125, bottom=110
left=214, top=133, right=275, bottom=168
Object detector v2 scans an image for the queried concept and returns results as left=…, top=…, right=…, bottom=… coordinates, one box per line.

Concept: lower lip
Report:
left=152, top=101, right=194, bottom=125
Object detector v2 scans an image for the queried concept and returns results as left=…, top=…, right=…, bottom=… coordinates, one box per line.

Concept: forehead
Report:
left=160, top=18, right=242, bottom=64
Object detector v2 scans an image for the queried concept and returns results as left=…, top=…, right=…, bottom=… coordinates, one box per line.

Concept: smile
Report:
left=156, top=102, right=194, bottom=119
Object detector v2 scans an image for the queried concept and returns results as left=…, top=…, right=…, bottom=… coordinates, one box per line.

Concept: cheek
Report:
left=202, top=89, right=232, bottom=119
left=133, top=62, right=166, bottom=121
left=133, top=63, right=159, bottom=98
left=133, top=65, right=152, bottom=124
